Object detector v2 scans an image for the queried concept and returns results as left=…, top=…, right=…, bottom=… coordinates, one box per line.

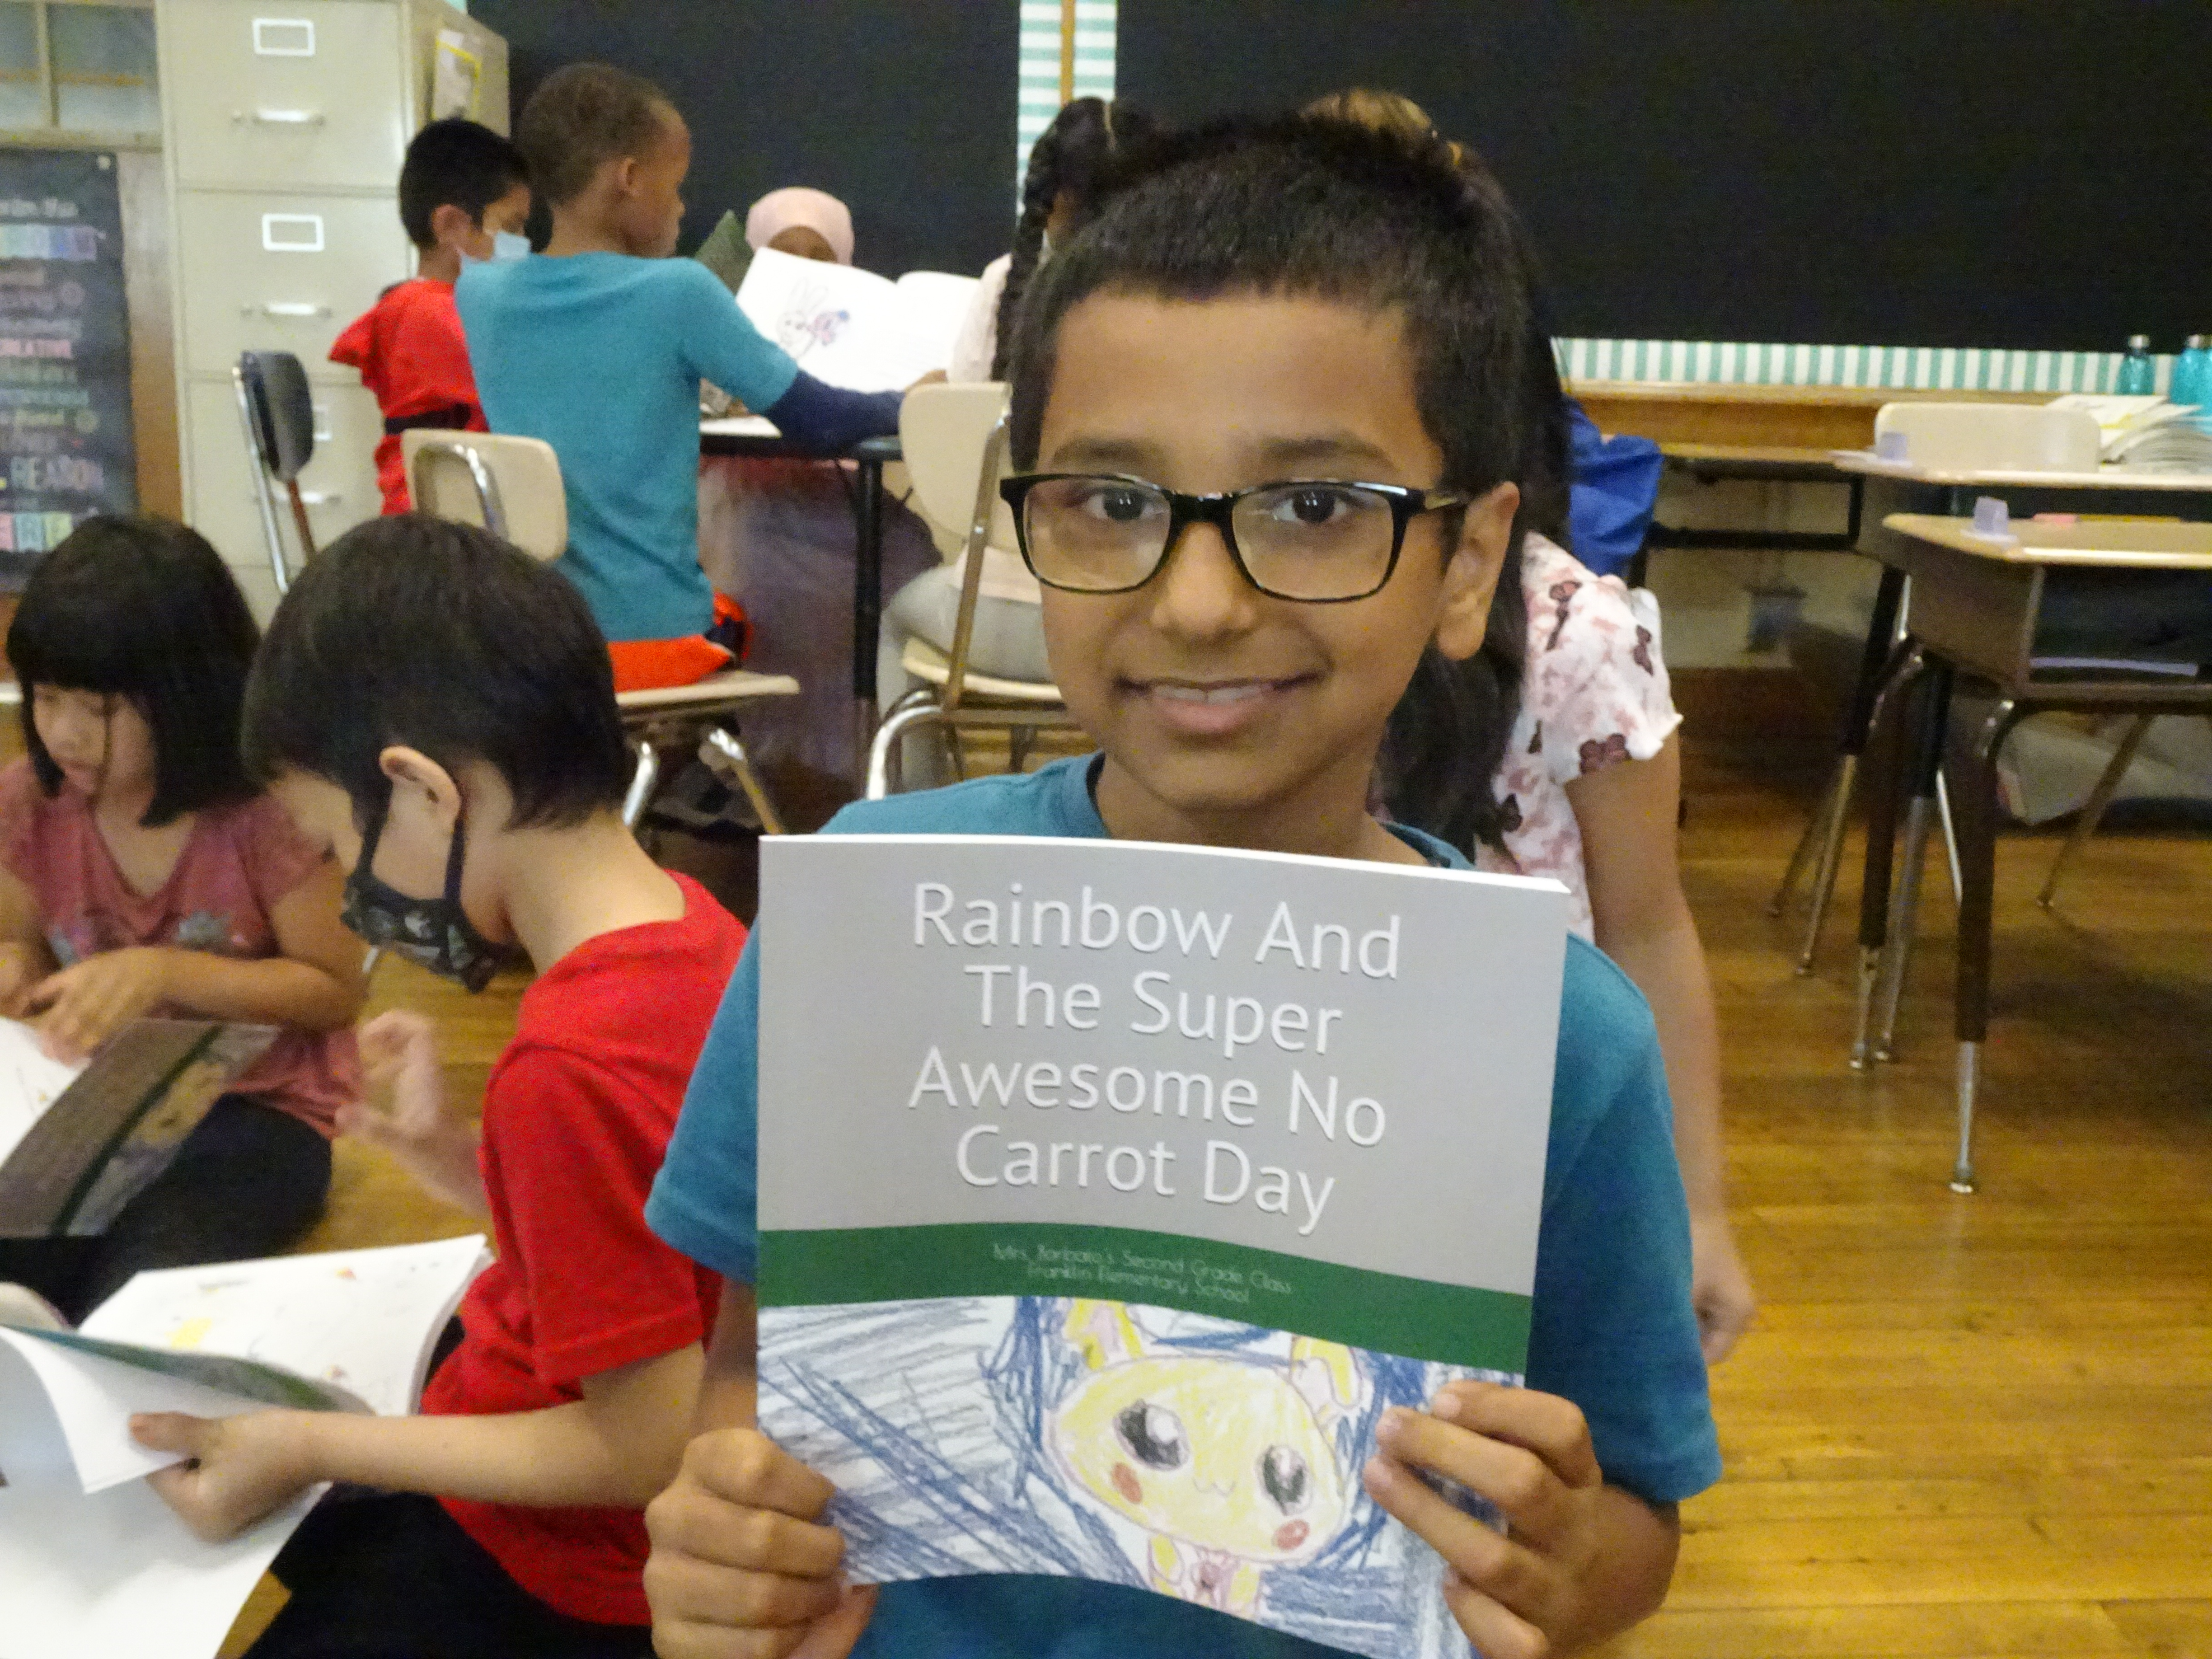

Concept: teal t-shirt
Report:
left=457, top=253, right=799, bottom=643
left=647, top=756, right=1721, bottom=1658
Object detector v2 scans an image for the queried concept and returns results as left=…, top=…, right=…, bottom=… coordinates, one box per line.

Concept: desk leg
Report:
left=1945, top=688, right=2019, bottom=1193
left=1872, top=658, right=1953, bottom=1061
left=853, top=457, right=886, bottom=768
left=1850, top=653, right=1919, bottom=1069
left=1776, top=565, right=1909, bottom=971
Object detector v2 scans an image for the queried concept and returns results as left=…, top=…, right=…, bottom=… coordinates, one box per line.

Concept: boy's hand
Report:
left=645, top=1428, right=877, bottom=1659
left=130, top=1410, right=319, bottom=1542
left=1690, top=1212, right=1757, bottom=1363
left=29, top=946, right=173, bottom=1062
left=0, top=941, right=45, bottom=1019
left=341, top=1012, right=486, bottom=1215
left=1365, top=1381, right=1651, bottom=1659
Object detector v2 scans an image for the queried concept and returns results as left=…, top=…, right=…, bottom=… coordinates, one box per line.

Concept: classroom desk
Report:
left=1775, top=455, right=2212, bottom=973
left=698, top=415, right=904, bottom=756
left=1650, top=441, right=1862, bottom=556
left=1571, top=381, right=2045, bottom=453
left=1850, top=512, right=2212, bottom=1192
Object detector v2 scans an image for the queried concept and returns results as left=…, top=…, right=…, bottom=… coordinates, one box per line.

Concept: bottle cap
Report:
left=2189, top=335, right=2208, bottom=351
left=2128, top=334, right=2152, bottom=351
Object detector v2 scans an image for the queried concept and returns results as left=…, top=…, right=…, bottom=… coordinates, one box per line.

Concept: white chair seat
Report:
left=616, top=669, right=800, bottom=714
left=898, top=637, right=1064, bottom=704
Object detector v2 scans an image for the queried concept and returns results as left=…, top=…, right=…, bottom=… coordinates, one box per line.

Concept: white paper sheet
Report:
left=736, top=246, right=979, bottom=393
left=0, top=1329, right=278, bottom=1493
left=0, top=1016, right=84, bottom=1165
left=0, top=1348, right=307, bottom=1659
left=80, top=1237, right=489, bottom=1418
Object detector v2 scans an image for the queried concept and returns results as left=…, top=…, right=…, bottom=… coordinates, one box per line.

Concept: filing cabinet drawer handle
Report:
left=233, top=108, right=326, bottom=127
left=245, top=302, right=332, bottom=319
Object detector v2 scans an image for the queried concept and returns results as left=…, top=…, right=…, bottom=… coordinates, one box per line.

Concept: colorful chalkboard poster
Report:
left=0, top=150, right=136, bottom=587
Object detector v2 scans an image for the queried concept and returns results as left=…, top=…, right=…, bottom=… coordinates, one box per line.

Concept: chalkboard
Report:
left=0, top=149, right=135, bottom=587
left=1117, top=1, right=2212, bottom=351
left=468, top=0, right=1022, bottom=281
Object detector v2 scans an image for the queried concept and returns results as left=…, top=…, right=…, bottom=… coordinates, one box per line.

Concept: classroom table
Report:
left=1849, top=511, right=2212, bottom=1192
left=1774, top=454, right=2212, bottom=972
left=698, top=414, right=904, bottom=760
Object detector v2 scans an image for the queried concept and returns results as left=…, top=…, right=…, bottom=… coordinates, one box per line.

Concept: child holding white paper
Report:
left=642, top=118, right=1719, bottom=1659
left=129, top=516, right=743, bottom=1659
left=0, top=518, right=364, bottom=1322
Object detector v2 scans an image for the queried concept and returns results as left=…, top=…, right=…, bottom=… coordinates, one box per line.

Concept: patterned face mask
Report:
left=342, top=801, right=513, bottom=993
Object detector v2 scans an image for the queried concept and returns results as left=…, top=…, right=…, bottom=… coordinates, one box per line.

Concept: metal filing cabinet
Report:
left=155, top=0, right=506, bottom=616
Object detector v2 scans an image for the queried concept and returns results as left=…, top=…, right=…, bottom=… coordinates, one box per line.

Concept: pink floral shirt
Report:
left=1475, top=534, right=1681, bottom=942
left=0, top=759, right=359, bottom=1134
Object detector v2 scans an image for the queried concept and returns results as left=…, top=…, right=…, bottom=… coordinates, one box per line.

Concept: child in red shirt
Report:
left=131, top=516, right=742, bottom=1658
left=330, top=118, right=532, bottom=514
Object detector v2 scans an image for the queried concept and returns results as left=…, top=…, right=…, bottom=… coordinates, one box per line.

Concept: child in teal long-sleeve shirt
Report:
left=460, top=63, right=900, bottom=643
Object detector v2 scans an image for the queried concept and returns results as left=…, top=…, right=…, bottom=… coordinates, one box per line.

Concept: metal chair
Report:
left=865, top=382, right=1078, bottom=798
left=234, top=350, right=318, bottom=597
left=403, top=431, right=798, bottom=834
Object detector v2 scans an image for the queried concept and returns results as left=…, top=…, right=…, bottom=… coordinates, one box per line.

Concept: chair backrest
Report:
left=899, top=381, right=1017, bottom=555
left=1873, top=401, right=2102, bottom=473
left=237, top=351, right=314, bottom=481
left=403, top=431, right=568, bottom=562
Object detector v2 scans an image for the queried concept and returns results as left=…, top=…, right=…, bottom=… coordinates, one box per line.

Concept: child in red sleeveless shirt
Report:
left=0, top=517, right=366, bottom=1321
left=131, top=516, right=742, bottom=1659
left=329, top=118, right=532, bottom=514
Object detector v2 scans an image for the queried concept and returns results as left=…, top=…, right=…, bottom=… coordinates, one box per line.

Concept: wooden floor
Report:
left=239, top=739, right=2212, bottom=1659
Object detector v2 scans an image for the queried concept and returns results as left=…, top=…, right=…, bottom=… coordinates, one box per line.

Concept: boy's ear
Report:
left=426, top=202, right=478, bottom=253
left=1433, top=483, right=1519, bottom=663
left=377, top=745, right=462, bottom=831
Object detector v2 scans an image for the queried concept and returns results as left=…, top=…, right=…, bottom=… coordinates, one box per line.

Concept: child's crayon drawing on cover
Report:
left=759, top=1294, right=1512, bottom=1659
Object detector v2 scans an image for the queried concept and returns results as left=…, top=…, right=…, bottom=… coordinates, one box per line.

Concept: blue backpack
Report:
left=1565, top=398, right=1662, bottom=580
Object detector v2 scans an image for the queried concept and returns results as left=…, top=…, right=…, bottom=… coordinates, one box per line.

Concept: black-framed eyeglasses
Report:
left=998, top=473, right=1471, bottom=603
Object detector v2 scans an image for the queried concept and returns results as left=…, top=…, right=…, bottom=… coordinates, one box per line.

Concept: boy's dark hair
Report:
left=1003, top=115, right=1548, bottom=853
left=516, top=62, right=676, bottom=210
left=7, top=515, right=260, bottom=827
left=991, top=96, right=1160, bottom=380
left=398, top=117, right=530, bottom=250
left=242, top=516, right=630, bottom=830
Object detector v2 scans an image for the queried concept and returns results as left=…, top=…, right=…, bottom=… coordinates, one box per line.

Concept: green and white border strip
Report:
left=1560, top=337, right=2168, bottom=395
left=1016, top=0, right=1116, bottom=194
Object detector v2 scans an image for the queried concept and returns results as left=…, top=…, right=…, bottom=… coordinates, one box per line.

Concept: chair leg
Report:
left=621, top=739, right=660, bottom=831
left=866, top=702, right=955, bottom=800
left=1936, top=770, right=1964, bottom=906
left=1790, top=755, right=1855, bottom=974
left=1870, top=660, right=1954, bottom=1063
left=1008, top=724, right=1034, bottom=775
left=1951, top=1041, right=1981, bottom=1194
left=1771, top=755, right=1842, bottom=916
left=2038, top=712, right=2154, bottom=909
left=698, top=727, right=785, bottom=835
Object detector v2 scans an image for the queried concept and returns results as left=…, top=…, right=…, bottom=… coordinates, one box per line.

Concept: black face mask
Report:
left=342, top=803, right=513, bottom=993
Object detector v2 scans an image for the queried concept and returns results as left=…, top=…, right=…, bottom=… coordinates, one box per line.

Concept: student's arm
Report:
left=643, top=1282, right=878, bottom=1659
left=338, top=1010, right=489, bottom=1218
left=1364, top=1381, right=1679, bottom=1659
left=29, top=859, right=369, bottom=1062
left=131, top=1340, right=704, bottom=1540
left=1567, top=734, right=1755, bottom=1362
left=0, top=863, right=57, bottom=1017
left=671, top=261, right=902, bottom=452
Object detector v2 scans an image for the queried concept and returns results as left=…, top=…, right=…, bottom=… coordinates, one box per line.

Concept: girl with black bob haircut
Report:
left=1006, top=113, right=1544, bottom=854
left=11, top=514, right=260, bottom=824
left=0, top=516, right=366, bottom=1322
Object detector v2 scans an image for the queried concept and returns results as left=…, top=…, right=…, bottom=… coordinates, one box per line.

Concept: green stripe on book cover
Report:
left=761, top=1221, right=1530, bottom=1374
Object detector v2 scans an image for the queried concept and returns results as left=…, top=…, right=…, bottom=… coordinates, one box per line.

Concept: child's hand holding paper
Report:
left=29, top=945, right=173, bottom=1062
left=130, top=1408, right=319, bottom=1543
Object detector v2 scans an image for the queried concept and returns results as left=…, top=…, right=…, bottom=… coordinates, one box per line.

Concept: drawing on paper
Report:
left=759, top=1294, right=1506, bottom=1659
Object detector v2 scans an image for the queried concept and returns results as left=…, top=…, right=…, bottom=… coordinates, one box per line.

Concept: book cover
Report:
left=0, top=1018, right=276, bottom=1239
left=756, top=835, right=1566, bottom=1658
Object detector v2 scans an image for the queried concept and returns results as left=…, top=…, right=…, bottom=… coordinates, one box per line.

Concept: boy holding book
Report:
left=130, top=517, right=745, bottom=1659
left=640, top=119, right=1719, bottom=1659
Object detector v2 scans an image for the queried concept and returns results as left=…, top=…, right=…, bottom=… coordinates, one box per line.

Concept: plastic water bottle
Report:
left=2170, top=334, right=2210, bottom=412
left=2115, top=335, right=2157, bottom=395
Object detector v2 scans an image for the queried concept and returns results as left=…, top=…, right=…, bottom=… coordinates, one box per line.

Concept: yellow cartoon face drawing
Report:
left=1047, top=1301, right=1364, bottom=1614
